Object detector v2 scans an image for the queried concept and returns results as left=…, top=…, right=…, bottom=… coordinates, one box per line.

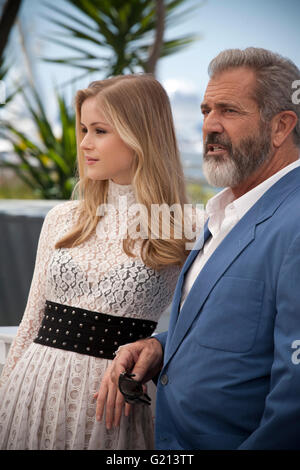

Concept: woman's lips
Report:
left=85, top=156, right=99, bottom=165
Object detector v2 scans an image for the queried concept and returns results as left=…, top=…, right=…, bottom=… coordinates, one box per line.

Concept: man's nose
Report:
left=203, top=111, right=224, bottom=134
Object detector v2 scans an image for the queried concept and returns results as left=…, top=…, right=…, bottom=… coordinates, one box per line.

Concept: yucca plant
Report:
left=0, top=57, right=7, bottom=106
left=0, top=84, right=77, bottom=199
left=0, top=56, right=21, bottom=108
left=41, top=0, right=203, bottom=81
left=0, top=0, right=23, bottom=106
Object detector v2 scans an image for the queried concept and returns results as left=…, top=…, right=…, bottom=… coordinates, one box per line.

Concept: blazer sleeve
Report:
left=150, top=332, right=168, bottom=386
left=153, top=331, right=168, bottom=352
left=238, top=233, right=300, bottom=450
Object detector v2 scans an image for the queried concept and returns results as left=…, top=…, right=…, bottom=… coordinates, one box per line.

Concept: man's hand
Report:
left=94, top=337, right=163, bottom=429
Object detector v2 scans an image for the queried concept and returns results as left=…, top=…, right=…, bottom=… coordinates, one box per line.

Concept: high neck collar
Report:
left=107, top=179, right=136, bottom=207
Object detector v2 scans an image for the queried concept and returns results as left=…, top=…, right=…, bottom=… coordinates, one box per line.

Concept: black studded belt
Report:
left=33, top=300, right=157, bottom=359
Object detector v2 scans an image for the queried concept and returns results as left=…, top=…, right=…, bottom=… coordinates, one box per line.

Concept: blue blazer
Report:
left=155, top=166, right=300, bottom=450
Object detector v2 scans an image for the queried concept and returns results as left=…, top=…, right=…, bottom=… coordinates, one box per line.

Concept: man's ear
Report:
left=272, top=111, right=298, bottom=148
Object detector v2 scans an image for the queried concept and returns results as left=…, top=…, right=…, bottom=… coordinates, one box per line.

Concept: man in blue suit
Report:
left=97, top=48, right=300, bottom=449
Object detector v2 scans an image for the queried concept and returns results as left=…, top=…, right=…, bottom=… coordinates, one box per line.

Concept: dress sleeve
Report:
left=0, top=203, right=62, bottom=388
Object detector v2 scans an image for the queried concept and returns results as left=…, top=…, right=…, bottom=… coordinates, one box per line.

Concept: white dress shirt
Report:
left=180, top=158, right=300, bottom=311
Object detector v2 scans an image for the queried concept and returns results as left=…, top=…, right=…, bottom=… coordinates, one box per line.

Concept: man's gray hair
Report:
left=208, top=47, right=300, bottom=147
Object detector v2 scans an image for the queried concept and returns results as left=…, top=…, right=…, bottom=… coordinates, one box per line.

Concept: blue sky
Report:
left=158, top=0, right=300, bottom=97
left=16, top=0, right=300, bottom=102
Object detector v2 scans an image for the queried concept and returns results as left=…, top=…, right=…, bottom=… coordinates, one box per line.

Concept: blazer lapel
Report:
left=166, top=221, right=211, bottom=336
left=164, top=211, right=257, bottom=365
left=164, top=166, right=300, bottom=366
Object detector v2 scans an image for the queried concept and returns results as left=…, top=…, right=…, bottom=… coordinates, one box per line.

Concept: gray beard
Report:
left=203, top=123, right=273, bottom=188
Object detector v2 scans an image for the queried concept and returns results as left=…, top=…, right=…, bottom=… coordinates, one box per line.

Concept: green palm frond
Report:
left=40, top=0, right=203, bottom=78
left=0, top=56, right=22, bottom=107
left=0, top=83, right=77, bottom=199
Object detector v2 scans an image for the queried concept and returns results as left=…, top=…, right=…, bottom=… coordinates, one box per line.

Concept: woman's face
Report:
left=79, top=97, right=135, bottom=185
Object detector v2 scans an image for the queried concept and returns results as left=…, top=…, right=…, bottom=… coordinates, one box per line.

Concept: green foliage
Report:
left=41, top=0, right=203, bottom=80
left=0, top=85, right=77, bottom=199
left=0, top=56, right=21, bottom=108
left=0, top=176, right=39, bottom=199
left=0, top=0, right=205, bottom=199
left=186, top=181, right=215, bottom=206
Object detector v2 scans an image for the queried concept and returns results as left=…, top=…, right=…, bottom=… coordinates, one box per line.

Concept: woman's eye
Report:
left=81, top=128, right=106, bottom=134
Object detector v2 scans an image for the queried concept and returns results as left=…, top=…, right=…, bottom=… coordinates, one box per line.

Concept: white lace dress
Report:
left=0, top=180, right=181, bottom=450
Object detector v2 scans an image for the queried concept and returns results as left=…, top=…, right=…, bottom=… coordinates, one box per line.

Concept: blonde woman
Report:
left=0, top=74, right=198, bottom=450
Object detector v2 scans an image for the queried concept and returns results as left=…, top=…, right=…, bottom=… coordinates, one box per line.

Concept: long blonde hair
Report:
left=55, top=74, right=193, bottom=270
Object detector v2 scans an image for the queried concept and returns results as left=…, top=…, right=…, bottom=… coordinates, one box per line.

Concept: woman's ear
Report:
left=272, top=111, right=298, bottom=148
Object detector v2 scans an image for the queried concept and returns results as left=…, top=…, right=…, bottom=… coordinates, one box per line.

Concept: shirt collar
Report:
left=206, top=158, right=300, bottom=222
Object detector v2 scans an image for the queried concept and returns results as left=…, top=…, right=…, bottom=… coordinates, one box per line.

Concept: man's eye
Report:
left=225, top=109, right=236, bottom=113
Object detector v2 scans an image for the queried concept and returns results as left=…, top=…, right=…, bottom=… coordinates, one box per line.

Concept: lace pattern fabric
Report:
left=0, top=180, right=181, bottom=449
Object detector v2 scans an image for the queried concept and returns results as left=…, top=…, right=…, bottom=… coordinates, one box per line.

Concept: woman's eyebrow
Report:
left=80, top=121, right=109, bottom=126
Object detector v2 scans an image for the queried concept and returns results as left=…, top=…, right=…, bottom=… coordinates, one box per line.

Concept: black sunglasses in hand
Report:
left=118, top=371, right=151, bottom=406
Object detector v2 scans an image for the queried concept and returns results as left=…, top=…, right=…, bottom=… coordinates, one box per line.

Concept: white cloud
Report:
left=160, top=78, right=204, bottom=175
left=162, top=78, right=199, bottom=96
